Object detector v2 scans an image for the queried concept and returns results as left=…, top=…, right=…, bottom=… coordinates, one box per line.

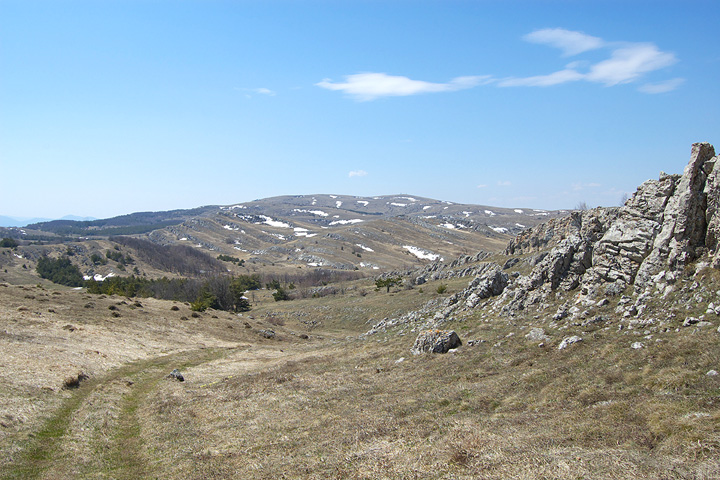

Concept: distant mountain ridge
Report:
left=0, top=215, right=97, bottom=228
left=8, top=194, right=568, bottom=274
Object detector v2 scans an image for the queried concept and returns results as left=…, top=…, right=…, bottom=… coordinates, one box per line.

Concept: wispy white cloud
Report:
left=254, top=87, right=276, bottom=96
left=316, top=73, right=493, bottom=101
left=477, top=184, right=488, bottom=188
left=348, top=170, right=368, bottom=177
left=497, top=180, right=512, bottom=187
left=499, top=32, right=680, bottom=91
left=637, top=77, right=685, bottom=94
left=319, top=29, right=682, bottom=100
left=586, top=43, right=677, bottom=86
left=498, top=68, right=584, bottom=87
left=523, top=28, right=605, bottom=56
left=236, top=87, right=276, bottom=97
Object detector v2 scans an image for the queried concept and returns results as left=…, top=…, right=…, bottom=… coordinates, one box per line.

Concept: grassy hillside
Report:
left=0, top=259, right=717, bottom=478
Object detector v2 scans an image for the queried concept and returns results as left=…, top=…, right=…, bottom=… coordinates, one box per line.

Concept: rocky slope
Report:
left=367, top=142, right=720, bottom=334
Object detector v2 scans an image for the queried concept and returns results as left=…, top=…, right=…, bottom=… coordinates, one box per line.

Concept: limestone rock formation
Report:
left=411, top=330, right=461, bottom=354
left=362, top=142, right=719, bottom=340
left=503, top=142, right=718, bottom=309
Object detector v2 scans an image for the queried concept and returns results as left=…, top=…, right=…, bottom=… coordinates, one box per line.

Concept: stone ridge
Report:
left=365, top=142, right=720, bottom=334
left=486, top=142, right=717, bottom=313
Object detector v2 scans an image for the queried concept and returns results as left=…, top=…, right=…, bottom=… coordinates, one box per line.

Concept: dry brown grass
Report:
left=0, top=273, right=718, bottom=479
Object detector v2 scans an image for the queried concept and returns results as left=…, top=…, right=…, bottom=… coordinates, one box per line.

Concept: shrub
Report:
left=0, top=238, right=18, bottom=248
left=36, top=256, right=84, bottom=287
left=376, top=277, right=402, bottom=293
left=272, top=287, right=290, bottom=301
left=437, top=284, right=448, bottom=294
left=90, top=253, right=107, bottom=265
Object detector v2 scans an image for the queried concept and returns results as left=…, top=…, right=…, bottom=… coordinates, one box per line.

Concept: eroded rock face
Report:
left=411, top=330, right=461, bottom=354
left=506, top=143, right=718, bottom=306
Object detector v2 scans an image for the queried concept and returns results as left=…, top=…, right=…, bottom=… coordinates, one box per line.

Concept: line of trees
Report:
left=85, top=273, right=262, bottom=312
left=109, top=236, right=226, bottom=276
left=36, top=256, right=84, bottom=287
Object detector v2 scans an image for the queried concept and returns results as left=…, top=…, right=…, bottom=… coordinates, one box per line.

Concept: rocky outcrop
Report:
left=411, top=330, right=461, bottom=354
left=363, top=143, right=719, bottom=340
left=585, top=142, right=717, bottom=294
left=504, top=143, right=718, bottom=307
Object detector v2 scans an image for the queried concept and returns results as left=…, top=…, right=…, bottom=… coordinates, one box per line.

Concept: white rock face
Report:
left=501, top=143, right=720, bottom=311
left=558, top=336, right=583, bottom=350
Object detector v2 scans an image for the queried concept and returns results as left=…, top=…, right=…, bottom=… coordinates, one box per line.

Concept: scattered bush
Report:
left=437, top=284, right=448, bottom=294
left=90, top=253, right=107, bottom=265
left=376, top=277, right=402, bottom=293
left=217, top=254, right=245, bottom=266
left=0, top=238, right=18, bottom=249
left=36, top=256, right=84, bottom=287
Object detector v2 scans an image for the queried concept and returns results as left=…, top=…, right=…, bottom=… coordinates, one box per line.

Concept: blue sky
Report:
left=1, top=0, right=719, bottom=219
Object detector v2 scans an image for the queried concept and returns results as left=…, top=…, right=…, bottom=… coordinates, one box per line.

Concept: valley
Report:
left=0, top=146, right=719, bottom=479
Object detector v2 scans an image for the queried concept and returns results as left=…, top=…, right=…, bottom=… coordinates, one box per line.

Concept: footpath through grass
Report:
left=1, top=347, right=230, bottom=480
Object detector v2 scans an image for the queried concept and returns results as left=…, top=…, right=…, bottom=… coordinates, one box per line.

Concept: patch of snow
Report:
left=294, top=227, right=317, bottom=238
left=441, top=223, right=456, bottom=230
left=195, top=244, right=203, bottom=248
left=335, top=201, right=343, bottom=208
left=355, top=243, right=374, bottom=252
left=484, top=210, right=496, bottom=216
left=329, top=195, right=337, bottom=199
left=83, top=272, right=117, bottom=282
left=222, top=204, right=246, bottom=210
left=389, top=202, right=408, bottom=207
left=423, top=206, right=432, bottom=210
left=293, top=209, right=329, bottom=217
left=515, top=223, right=526, bottom=228
left=533, top=212, right=549, bottom=216
left=329, top=219, right=364, bottom=225
left=443, top=206, right=448, bottom=210
left=403, top=245, right=442, bottom=261
left=396, top=196, right=417, bottom=202
left=357, top=200, right=369, bottom=206
left=179, top=237, right=188, bottom=241
left=311, top=198, right=317, bottom=205
left=463, top=211, right=472, bottom=217
left=490, top=226, right=509, bottom=234
left=514, top=209, right=524, bottom=214
left=233, top=247, right=248, bottom=252
left=420, top=215, right=436, bottom=219
left=359, top=262, right=380, bottom=269
left=258, top=215, right=291, bottom=228
left=533, top=209, right=547, bottom=212
left=223, top=224, right=241, bottom=231
left=262, top=231, right=287, bottom=240
left=13, top=253, right=23, bottom=259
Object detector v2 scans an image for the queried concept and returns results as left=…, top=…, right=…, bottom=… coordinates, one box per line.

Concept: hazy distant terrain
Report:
left=1, top=147, right=718, bottom=479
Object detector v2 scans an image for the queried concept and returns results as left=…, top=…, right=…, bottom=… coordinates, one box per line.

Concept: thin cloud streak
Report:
left=348, top=170, right=368, bottom=177
left=586, top=43, right=677, bottom=86
left=318, top=28, right=682, bottom=100
left=498, top=68, right=584, bottom=87
left=638, top=78, right=685, bottom=94
left=523, top=28, right=605, bottom=56
left=316, top=73, right=493, bottom=101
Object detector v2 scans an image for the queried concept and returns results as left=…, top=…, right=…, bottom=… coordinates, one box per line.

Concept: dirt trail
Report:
left=0, top=337, right=333, bottom=480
